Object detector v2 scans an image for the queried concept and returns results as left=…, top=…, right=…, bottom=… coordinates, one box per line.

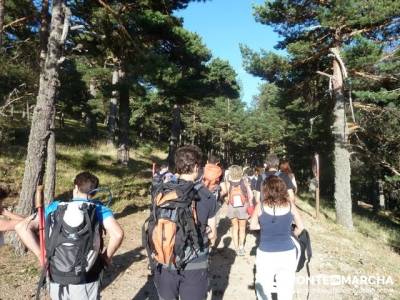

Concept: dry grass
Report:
left=0, top=138, right=167, bottom=213
left=296, top=193, right=400, bottom=299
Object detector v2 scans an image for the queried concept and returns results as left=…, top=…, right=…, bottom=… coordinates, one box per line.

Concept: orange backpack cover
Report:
left=203, top=163, right=223, bottom=191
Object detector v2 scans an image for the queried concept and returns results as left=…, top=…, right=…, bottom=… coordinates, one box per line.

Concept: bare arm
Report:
left=0, top=219, right=22, bottom=232
left=15, top=215, right=41, bottom=260
left=249, top=203, right=261, bottom=231
left=219, top=181, right=228, bottom=198
left=2, top=209, right=24, bottom=221
left=253, top=190, right=260, bottom=205
left=288, top=189, right=295, bottom=205
left=102, top=217, right=124, bottom=264
left=291, top=205, right=305, bottom=237
left=207, top=216, right=217, bottom=246
left=245, top=181, right=254, bottom=206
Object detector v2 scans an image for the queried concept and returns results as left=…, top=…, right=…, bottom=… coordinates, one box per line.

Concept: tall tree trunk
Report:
left=331, top=47, right=353, bottom=229
left=85, top=78, right=98, bottom=135
left=107, top=64, right=119, bottom=145
left=42, top=0, right=54, bottom=204
left=44, top=108, right=56, bottom=204
left=0, top=0, right=4, bottom=48
left=167, top=104, right=181, bottom=170
left=117, top=66, right=130, bottom=166
left=11, top=0, right=70, bottom=253
left=39, top=0, right=50, bottom=66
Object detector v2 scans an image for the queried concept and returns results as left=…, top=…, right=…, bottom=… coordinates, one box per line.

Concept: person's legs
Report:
left=255, top=249, right=276, bottom=300
left=275, top=249, right=297, bottom=300
left=153, top=267, right=180, bottom=300
left=238, top=219, right=247, bottom=250
left=49, top=281, right=100, bottom=300
left=230, top=218, right=239, bottom=250
left=179, top=268, right=208, bottom=300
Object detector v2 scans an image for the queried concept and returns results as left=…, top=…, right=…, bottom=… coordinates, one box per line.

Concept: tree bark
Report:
left=85, top=78, right=98, bottom=135
left=107, top=64, right=119, bottom=145
left=39, top=0, right=50, bottom=67
left=167, top=104, right=181, bottom=170
left=0, top=0, right=4, bottom=48
left=117, top=66, right=130, bottom=166
left=44, top=107, right=56, bottom=204
left=11, top=0, right=70, bottom=253
left=331, top=47, right=353, bottom=229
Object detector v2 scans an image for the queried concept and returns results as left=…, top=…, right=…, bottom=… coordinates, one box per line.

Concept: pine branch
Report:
left=351, top=70, right=399, bottom=82
left=3, top=17, right=28, bottom=29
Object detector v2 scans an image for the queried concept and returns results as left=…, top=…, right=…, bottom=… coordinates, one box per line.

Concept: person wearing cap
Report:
left=16, top=171, right=124, bottom=300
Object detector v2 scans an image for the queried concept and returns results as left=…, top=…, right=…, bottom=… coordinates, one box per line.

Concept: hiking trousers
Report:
left=49, top=281, right=100, bottom=300
left=153, top=267, right=208, bottom=300
left=255, top=248, right=297, bottom=300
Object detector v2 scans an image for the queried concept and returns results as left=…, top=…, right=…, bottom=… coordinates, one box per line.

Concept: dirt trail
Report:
left=101, top=200, right=400, bottom=300
left=101, top=205, right=259, bottom=300
left=101, top=204, right=312, bottom=300
left=1, top=199, right=399, bottom=299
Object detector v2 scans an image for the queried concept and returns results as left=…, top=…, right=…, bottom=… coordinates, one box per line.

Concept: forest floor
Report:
left=1, top=132, right=400, bottom=299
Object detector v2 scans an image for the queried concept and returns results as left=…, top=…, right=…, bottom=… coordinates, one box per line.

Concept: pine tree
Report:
left=243, top=0, right=400, bottom=228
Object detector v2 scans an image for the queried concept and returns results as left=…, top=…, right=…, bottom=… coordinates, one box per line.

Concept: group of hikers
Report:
left=0, top=145, right=309, bottom=300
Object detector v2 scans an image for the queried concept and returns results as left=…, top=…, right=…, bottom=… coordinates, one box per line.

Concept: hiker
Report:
left=154, top=162, right=177, bottom=183
left=250, top=176, right=305, bottom=300
left=244, top=167, right=258, bottom=193
left=202, top=154, right=223, bottom=203
left=0, top=186, right=24, bottom=246
left=144, top=145, right=217, bottom=300
left=16, top=171, right=124, bottom=300
left=221, top=165, right=254, bottom=256
left=255, top=154, right=295, bottom=204
left=279, top=158, right=298, bottom=194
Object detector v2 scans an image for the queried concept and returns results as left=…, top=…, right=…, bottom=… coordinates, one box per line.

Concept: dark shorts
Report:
left=153, top=266, right=208, bottom=300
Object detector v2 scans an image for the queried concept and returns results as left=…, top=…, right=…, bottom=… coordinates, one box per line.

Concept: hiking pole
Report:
left=152, top=163, right=156, bottom=176
left=35, top=185, right=46, bottom=267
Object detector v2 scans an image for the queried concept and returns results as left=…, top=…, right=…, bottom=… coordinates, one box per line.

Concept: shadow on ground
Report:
left=114, top=204, right=150, bottom=219
left=208, top=236, right=236, bottom=300
left=131, top=275, right=158, bottom=300
left=101, top=247, right=146, bottom=290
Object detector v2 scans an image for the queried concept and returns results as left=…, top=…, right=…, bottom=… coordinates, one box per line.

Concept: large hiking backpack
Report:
left=143, top=180, right=204, bottom=271
left=228, top=179, right=248, bottom=207
left=44, top=201, right=103, bottom=285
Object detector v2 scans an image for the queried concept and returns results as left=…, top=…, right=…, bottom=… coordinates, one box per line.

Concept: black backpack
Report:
left=143, top=179, right=204, bottom=271
left=37, top=201, right=103, bottom=298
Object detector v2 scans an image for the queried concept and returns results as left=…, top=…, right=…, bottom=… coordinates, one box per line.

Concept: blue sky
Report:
left=175, top=0, right=280, bottom=105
